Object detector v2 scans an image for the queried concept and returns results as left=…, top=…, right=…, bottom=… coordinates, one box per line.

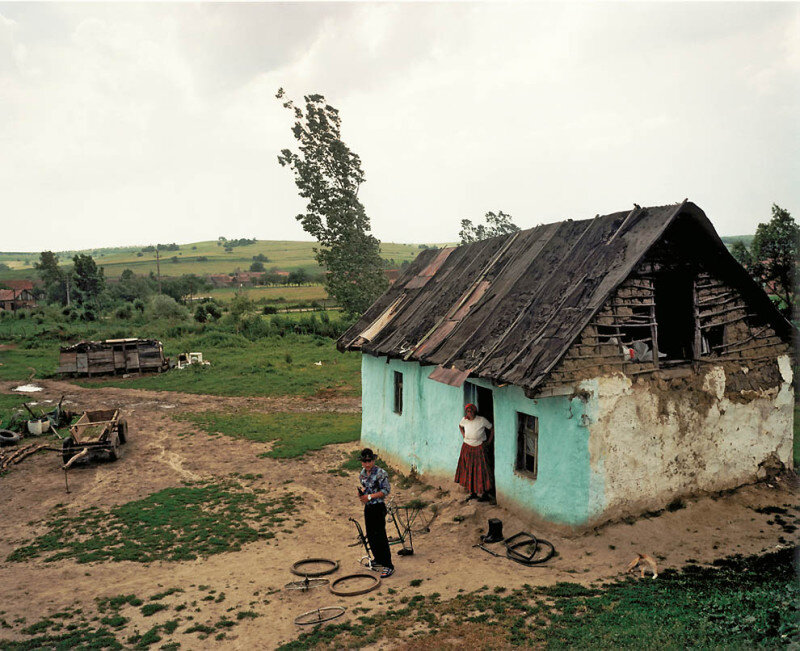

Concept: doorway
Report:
left=464, top=383, right=496, bottom=493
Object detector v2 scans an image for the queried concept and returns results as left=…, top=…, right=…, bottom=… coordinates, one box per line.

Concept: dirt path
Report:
left=0, top=381, right=796, bottom=649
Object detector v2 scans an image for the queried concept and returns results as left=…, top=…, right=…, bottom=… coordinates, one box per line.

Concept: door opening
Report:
left=475, top=385, right=495, bottom=495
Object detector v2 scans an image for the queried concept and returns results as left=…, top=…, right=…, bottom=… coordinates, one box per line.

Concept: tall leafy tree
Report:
left=459, top=210, right=520, bottom=244
left=34, top=251, right=67, bottom=304
left=71, top=254, right=105, bottom=307
left=732, top=204, right=798, bottom=318
left=276, top=89, right=387, bottom=316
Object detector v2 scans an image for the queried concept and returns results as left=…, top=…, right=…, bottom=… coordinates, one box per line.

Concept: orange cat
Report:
left=626, top=553, right=658, bottom=579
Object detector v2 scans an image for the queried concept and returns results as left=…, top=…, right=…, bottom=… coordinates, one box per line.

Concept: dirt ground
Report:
left=0, top=379, right=796, bottom=649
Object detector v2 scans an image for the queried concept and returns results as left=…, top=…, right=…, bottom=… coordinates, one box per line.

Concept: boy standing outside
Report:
left=358, top=448, right=394, bottom=578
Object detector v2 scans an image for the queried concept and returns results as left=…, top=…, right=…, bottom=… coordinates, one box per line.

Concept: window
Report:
left=393, top=371, right=403, bottom=415
left=516, top=413, right=538, bottom=478
left=654, top=273, right=695, bottom=361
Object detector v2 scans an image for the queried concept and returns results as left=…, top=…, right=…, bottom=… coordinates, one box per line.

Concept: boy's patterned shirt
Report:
left=359, top=465, right=391, bottom=504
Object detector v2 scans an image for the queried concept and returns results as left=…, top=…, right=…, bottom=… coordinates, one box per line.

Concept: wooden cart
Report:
left=62, top=409, right=128, bottom=465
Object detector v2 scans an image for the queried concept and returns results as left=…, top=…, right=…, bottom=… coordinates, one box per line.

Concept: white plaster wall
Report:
left=584, top=355, right=794, bottom=519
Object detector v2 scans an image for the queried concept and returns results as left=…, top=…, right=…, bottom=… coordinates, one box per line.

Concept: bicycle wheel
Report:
left=290, top=558, right=340, bottom=577
left=284, top=577, right=330, bottom=591
left=329, top=573, right=381, bottom=597
left=506, top=538, right=555, bottom=565
left=410, top=507, right=438, bottom=533
left=294, top=606, right=346, bottom=626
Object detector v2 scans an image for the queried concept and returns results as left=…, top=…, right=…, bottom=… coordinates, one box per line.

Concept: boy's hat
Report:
left=360, top=448, right=376, bottom=461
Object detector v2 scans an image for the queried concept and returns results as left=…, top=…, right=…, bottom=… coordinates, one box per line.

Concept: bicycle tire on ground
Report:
left=294, top=606, right=346, bottom=626
left=506, top=538, right=555, bottom=565
left=290, top=558, right=340, bottom=577
left=329, top=573, right=381, bottom=597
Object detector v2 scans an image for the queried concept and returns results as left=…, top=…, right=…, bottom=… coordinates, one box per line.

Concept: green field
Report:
left=0, top=311, right=361, bottom=397
left=207, top=284, right=329, bottom=304
left=0, top=239, right=442, bottom=280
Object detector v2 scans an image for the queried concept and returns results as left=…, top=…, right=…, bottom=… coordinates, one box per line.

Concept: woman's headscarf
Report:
left=464, top=403, right=478, bottom=415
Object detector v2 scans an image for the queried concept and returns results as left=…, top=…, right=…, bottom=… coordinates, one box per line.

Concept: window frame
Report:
left=515, top=412, right=538, bottom=479
left=393, top=370, right=403, bottom=415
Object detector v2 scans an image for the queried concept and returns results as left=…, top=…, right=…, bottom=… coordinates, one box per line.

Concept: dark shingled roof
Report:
left=338, top=201, right=792, bottom=394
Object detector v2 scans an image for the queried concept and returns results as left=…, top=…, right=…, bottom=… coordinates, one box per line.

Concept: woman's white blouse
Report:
left=460, top=416, right=492, bottom=446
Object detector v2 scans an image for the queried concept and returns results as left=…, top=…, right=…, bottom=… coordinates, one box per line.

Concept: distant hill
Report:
left=720, top=235, right=754, bottom=249
left=0, top=239, right=447, bottom=281
left=0, top=234, right=753, bottom=282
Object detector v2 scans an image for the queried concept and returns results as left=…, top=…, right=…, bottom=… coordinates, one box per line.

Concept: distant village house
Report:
left=0, top=280, right=36, bottom=311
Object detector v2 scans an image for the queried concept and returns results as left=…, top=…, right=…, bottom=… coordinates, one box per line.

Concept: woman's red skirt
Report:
left=454, top=442, right=492, bottom=494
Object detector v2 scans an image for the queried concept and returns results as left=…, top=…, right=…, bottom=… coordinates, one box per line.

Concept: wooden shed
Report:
left=58, top=339, right=170, bottom=377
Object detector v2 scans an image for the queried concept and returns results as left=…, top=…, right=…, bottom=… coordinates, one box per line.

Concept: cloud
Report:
left=0, top=2, right=797, bottom=250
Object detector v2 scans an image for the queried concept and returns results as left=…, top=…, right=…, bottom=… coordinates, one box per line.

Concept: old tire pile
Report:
left=504, top=532, right=555, bottom=566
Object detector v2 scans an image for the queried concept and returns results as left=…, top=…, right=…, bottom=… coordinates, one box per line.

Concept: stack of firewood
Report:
left=0, top=443, right=59, bottom=472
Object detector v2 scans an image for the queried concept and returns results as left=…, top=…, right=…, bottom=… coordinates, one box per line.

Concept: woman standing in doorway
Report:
left=454, top=403, right=494, bottom=502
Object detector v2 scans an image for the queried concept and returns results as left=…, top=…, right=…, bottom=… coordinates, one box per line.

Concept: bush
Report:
left=133, top=299, right=145, bottom=313
left=204, top=302, right=222, bottom=320
left=146, top=295, right=190, bottom=321
left=194, top=305, right=208, bottom=323
left=239, top=315, right=273, bottom=341
left=262, top=305, right=278, bottom=315
left=114, top=303, right=134, bottom=320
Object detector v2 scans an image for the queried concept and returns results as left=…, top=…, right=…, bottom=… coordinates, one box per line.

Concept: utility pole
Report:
left=155, top=246, right=162, bottom=294
left=65, top=274, right=71, bottom=306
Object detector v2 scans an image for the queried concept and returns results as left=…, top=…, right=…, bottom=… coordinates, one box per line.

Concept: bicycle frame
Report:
left=348, top=517, right=375, bottom=569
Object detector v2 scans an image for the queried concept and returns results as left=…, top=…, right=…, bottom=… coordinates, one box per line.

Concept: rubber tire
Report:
left=108, top=432, right=122, bottom=461
left=117, top=419, right=128, bottom=445
left=506, top=538, right=555, bottom=565
left=62, top=437, right=76, bottom=464
left=0, top=429, right=22, bottom=447
left=290, top=558, right=340, bottom=577
left=329, top=573, right=381, bottom=597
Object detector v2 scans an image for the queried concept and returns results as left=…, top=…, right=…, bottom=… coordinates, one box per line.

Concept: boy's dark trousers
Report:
left=364, top=501, right=393, bottom=569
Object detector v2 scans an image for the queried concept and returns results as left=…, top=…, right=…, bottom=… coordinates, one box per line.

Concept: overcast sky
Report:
left=1, top=2, right=798, bottom=251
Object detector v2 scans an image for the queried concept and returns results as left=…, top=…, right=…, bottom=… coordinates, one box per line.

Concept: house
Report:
left=0, top=284, right=36, bottom=311
left=207, top=274, right=234, bottom=288
left=338, top=201, right=795, bottom=528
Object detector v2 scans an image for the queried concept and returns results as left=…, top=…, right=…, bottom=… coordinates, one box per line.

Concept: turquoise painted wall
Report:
left=361, top=355, right=598, bottom=526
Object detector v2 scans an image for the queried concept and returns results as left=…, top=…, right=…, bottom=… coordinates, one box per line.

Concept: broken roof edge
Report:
left=498, top=200, right=796, bottom=395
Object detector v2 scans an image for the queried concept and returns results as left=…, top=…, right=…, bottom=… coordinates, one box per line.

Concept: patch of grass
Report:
left=148, top=588, right=183, bottom=601
left=77, top=333, right=360, bottom=398
left=753, top=506, right=789, bottom=515
left=141, top=604, right=168, bottom=617
left=162, top=620, right=179, bottom=634
left=236, top=610, right=259, bottom=620
left=184, top=623, right=214, bottom=635
left=97, top=595, right=144, bottom=612
left=100, top=615, right=129, bottom=629
left=0, top=622, right=121, bottom=649
left=278, top=547, right=799, bottom=650
left=175, top=410, right=360, bottom=459
left=0, top=347, right=56, bottom=382
left=409, top=579, right=423, bottom=587
left=134, top=626, right=162, bottom=647
left=8, top=480, right=302, bottom=564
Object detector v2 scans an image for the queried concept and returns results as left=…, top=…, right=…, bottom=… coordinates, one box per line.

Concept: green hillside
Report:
left=0, top=239, right=445, bottom=281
